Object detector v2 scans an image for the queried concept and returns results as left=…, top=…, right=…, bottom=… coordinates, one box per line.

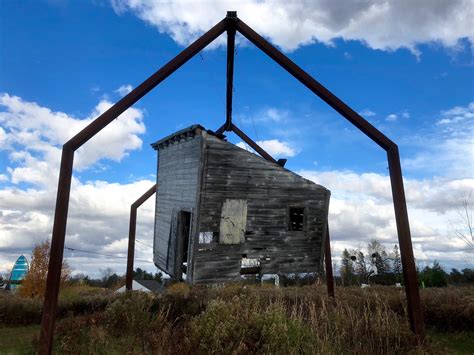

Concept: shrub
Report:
left=104, top=292, right=154, bottom=337
left=0, top=292, right=42, bottom=325
left=0, top=286, right=114, bottom=326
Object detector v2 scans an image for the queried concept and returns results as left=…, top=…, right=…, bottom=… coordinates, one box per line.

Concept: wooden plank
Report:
left=192, top=134, right=330, bottom=283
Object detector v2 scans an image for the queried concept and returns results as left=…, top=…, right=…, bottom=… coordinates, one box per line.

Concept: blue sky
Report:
left=0, top=0, right=473, bottom=277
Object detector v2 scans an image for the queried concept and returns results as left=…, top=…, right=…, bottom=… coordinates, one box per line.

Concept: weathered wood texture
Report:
left=192, top=133, right=330, bottom=284
left=153, top=135, right=203, bottom=278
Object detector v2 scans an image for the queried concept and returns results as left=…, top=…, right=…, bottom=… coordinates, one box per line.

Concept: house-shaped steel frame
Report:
left=39, top=11, right=424, bottom=353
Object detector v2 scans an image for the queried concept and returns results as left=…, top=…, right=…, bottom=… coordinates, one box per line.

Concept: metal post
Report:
left=38, top=19, right=227, bottom=355
left=387, top=147, right=424, bottom=337
left=324, top=226, right=335, bottom=299
left=225, top=11, right=236, bottom=131
left=126, top=207, right=137, bottom=291
left=39, top=145, right=74, bottom=355
left=126, top=184, right=157, bottom=291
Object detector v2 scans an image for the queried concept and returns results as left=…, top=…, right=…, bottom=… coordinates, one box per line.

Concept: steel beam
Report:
left=225, top=12, right=236, bottom=130
left=324, top=226, right=335, bottom=299
left=231, top=123, right=277, bottom=163
left=38, top=144, right=74, bottom=355
left=387, top=147, right=424, bottom=337
left=236, top=20, right=394, bottom=151
left=236, top=17, right=424, bottom=338
left=38, top=18, right=227, bottom=355
left=126, top=184, right=157, bottom=291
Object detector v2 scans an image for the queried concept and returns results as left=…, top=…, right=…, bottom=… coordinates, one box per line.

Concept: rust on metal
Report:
left=231, top=123, right=277, bottom=163
left=324, top=226, right=335, bottom=299
left=225, top=11, right=237, bottom=131
left=387, top=147, right=424, bottom=336
left=40, top=10, right=424, bottom=353
left=126, top=184, right=157, bottom=291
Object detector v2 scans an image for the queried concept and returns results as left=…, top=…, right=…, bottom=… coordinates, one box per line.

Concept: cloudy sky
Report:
left=1, top=0, right=473, bottom=277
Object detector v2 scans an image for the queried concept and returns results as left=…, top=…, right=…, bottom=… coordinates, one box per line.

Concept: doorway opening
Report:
left=177, top=211, right=192, bottom=280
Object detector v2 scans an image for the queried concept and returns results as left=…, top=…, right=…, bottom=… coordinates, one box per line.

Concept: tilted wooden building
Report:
left=151, top=125, right=330, bottom=284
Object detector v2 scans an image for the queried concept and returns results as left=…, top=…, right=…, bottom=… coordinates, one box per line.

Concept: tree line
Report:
left=338, top=239, right=474, bottom=287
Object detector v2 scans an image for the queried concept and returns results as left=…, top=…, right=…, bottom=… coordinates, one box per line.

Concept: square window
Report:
left=289, top=207, right=305, bottom=231
left=199, top=231, right=217, bottom=244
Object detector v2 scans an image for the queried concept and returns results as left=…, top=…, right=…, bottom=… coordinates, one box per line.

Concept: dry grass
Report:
left=52, top=284, right=474, bottom=354
left=2, top=284, right=473, bottom=353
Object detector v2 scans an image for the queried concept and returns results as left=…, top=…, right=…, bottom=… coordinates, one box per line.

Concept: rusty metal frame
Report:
left=126, top=184, right=157, bottom=291
left=40, top=11, right=423, bottom=353
left=324, top=227, right=335, bottom=299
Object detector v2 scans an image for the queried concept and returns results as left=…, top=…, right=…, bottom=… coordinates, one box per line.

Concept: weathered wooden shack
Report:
left=151, top=125, right=330, bottom=284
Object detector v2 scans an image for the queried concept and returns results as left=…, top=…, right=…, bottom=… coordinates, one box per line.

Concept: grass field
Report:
left=0, top=285, right=473, bottom=354
left=2, top=325, right=473, bottom=354
left=0, top=325, right=38, bottom=354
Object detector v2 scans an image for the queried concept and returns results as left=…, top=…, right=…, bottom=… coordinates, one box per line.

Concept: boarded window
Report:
left=219, top=199, right=247, bottom=244
left=289, top=207, right=305, bottom=231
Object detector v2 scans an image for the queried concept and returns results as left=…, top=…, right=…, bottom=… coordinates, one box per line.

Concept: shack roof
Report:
left=151, top=124, right=212, bottom=150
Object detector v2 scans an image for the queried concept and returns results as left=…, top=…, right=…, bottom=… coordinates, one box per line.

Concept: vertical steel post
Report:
left=225, top=11, right=236, bottom=131
left=126, top=207, right=137, bottom=291
left=324, top=226, right=335, bottom=299
left=387, top=147, right=424, bottom=336
left=39, top=145, right=74, bottom=355
left=126, top=184, right=157, bottom=291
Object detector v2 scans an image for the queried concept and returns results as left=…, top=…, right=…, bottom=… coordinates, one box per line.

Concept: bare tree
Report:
left=452, top=192, right=473, bottom=252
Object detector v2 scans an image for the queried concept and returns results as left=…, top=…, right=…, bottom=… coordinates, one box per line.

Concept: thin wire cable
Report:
left=136, top=239, right=153, bottom=248
left=234, top=45, right=260, bottom=146
left=65, top=246, right=154, bottom=264
left=198, top=52, right=226, bottom=107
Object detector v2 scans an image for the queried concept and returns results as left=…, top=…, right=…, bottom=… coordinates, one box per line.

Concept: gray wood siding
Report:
left=153, top=136, right=203, bottom=277
left=193, top=134, right=330, bottom=284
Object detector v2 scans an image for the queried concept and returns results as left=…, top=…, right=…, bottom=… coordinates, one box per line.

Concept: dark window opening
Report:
left=289, top=207, right=305, bottom=231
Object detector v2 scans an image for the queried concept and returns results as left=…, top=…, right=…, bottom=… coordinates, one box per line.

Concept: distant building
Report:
left=151, top=125, right=330, bottom=285
left=7, top=255, right=29, bottom=291
left=116, top=279, right=166, bottom=293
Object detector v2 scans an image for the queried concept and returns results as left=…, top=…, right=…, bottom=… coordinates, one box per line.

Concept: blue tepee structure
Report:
left=8, top=255, right=29, bottom=290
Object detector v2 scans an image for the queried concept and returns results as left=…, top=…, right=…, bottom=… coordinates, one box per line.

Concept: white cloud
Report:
left=436, top=102, right=474, bottom=125
left=404, top=102, right=474, bottom=179
left=359, top=109, right=376, bottom=117
left=0, top=179, right=156, bottom=277
left=386, top=111, right=410, bottom=122
left=237, top=139, right=297, bottom=158
left=0, top=93, right=145, bottom=183
left=0, top=92, right=154, bottom=277
left=298, top=169, right=474, bottom=267
left=385, top=113, right=398, bottom=122
left=239, top=107, right=288, bottom=125
left=110, top=0, right=474, bottom=55
left=115, top=84, right=133, bottom=96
